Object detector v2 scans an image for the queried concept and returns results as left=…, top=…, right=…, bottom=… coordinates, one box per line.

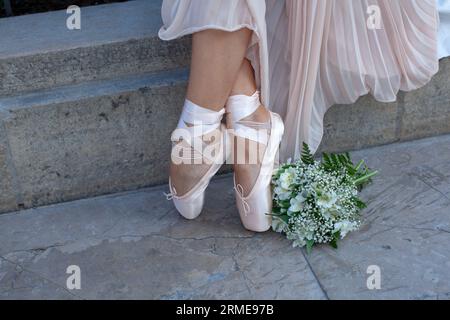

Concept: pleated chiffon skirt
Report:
left=159, top=0, right=442, bottom=161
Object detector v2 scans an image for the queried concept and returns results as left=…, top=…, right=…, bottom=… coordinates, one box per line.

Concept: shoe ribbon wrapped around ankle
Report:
left=171, top=100, right=225, bottom=163
left=225, top=91, right=268, bottom=146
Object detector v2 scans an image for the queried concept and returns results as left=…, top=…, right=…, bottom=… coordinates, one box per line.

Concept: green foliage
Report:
left=351, top=196, right=367, bottom=210
left=300, top=142, right=315, bottom=165
left=300, top=142, right=378, bottom=189
left=321, top=151, right=378, bottom=188
left=306, top=240, right=315, bottom=255
left=329, top=232, right=340, bottom=249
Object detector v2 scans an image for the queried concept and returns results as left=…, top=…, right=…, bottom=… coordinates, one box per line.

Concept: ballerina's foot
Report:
left=226, top=91, right=284, bottom=232
left=170, top=131, right=222, bottom=196
left=167, top=101, right=227, bottom=220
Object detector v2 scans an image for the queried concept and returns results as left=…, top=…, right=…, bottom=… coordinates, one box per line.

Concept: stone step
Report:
left=0, top=0, right=190, bottom=96
left=0, top=68, right=188, bottom=213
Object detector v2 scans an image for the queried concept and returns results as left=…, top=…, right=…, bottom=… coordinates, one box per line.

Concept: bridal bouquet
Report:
left=271, top=143, right=377, bottom=253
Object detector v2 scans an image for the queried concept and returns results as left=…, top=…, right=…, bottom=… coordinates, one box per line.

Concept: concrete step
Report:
left=0, top=68, right=188, bottom=213
left=0, top=0, right=190, bottom=96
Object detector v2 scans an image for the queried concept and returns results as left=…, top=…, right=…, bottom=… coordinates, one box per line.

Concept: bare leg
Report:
left=171, top=28, right=252, bottom=196
left=228, top=59, right=270, bottom=195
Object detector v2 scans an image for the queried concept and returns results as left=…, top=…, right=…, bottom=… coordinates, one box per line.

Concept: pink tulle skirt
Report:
left=159, top=0, right=441, bottom=161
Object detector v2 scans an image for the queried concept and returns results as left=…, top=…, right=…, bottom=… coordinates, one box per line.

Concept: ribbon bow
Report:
left=234, top=184, right=251, bottom=216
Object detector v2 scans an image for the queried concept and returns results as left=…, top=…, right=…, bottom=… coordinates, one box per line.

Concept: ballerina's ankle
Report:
left=171, top=99, right=226, bottom=166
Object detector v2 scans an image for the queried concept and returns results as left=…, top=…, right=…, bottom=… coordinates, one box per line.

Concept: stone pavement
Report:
left=0, top=135, right=449, bottom=300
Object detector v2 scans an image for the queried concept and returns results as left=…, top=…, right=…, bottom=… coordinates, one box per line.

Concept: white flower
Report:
left=279, top=168, right=297, bottom=190
left=288, top=194, right=306, bottom=213
left=317, top=191, right=338, bottom=209
left=272, top=217, right=287, bottom=233
left=292, top=239, right=306, bottom=248
left=321, top=204, right=340, bottom=219
left=274, top=186, right=291, bottom=201
left=333, top=221, right=358, bottom=238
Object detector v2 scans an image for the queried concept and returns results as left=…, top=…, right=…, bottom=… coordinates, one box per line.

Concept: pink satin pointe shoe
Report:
left=226, top=91, right=285, bottom=232
left=166, top=100, right=227, bottom=220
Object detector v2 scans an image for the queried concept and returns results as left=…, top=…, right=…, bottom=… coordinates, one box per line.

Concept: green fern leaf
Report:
left=301, top=142, right=315, bottom=165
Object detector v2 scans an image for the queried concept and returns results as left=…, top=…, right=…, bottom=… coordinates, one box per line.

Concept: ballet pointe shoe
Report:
left=165, top=100, right=227, bottom=220
left=226, top=92, right=285, bottom=232
left=167, top=177, right=207, bottom=220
